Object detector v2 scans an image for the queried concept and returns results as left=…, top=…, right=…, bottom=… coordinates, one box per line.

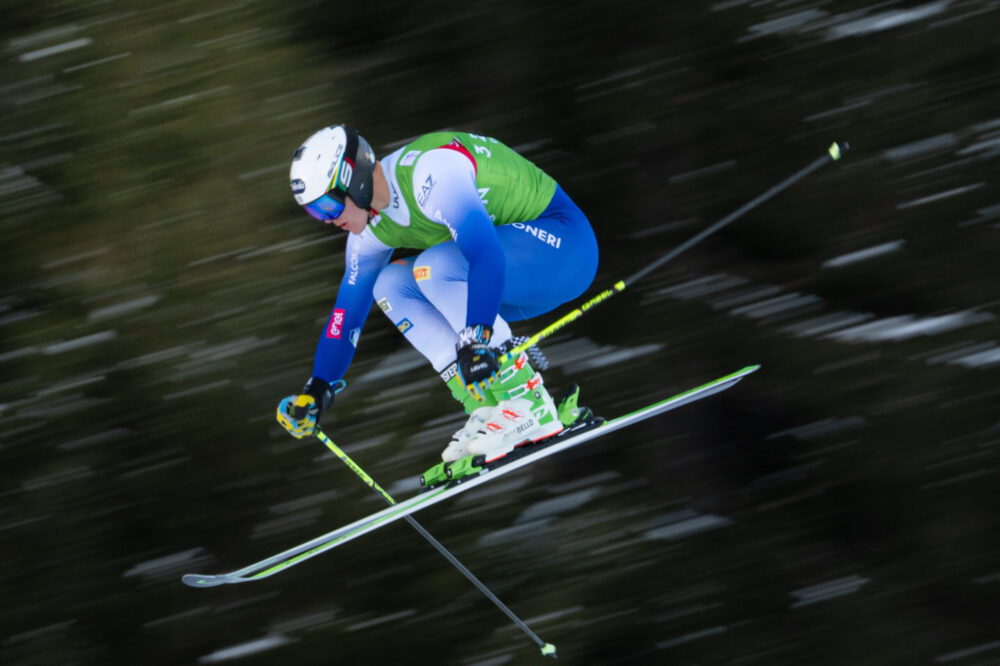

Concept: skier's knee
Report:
left=412, top=244, right=462, bottom=289
left=373, top=262, right=413, bottom=308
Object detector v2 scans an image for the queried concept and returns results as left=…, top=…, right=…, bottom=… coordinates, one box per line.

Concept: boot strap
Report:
left=496, top=352, right=530, bottom=384
left=498, top=372, right=543, bottom=400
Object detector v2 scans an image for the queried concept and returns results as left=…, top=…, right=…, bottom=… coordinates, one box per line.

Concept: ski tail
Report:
left=182, top=490, right=448, bottom=586
left=182, top=573, right=240, bottom=588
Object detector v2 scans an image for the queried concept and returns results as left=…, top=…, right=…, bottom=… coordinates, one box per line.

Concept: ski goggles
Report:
left=303, top=192, right=346, bottom=221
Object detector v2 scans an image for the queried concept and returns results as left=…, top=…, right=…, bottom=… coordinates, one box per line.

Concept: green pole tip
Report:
left=828, top=142, right=842, bottom=161
left=541, top=643, right=557, bottom=657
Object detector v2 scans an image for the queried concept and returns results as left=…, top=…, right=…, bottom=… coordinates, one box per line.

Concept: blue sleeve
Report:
left=311, top=233, right=392, bottom=382
left=452, top=193, right=505, bottom=328
left=416, top=152, right=505, bottom=328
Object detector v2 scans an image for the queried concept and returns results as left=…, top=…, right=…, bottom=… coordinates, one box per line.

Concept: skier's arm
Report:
left=276, top=230, right=391, bottom=439
left=311, top=228, right=393, bottom=383
left=412, top=149, right=504, bottom=328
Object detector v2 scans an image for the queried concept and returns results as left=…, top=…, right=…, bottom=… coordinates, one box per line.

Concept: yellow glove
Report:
left=276, top=394, right=318, bottom=439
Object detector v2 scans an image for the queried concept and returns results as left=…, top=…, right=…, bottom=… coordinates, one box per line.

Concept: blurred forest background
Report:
left=2, top=1, right=999, bottom=664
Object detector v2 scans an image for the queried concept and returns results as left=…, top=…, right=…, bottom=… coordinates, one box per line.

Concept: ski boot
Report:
left=421, top=363, right=498, bottom=489
left=466, top=350, right=564, bottom=464
left=443, top=384, right=601, bottom=483
left=440, top=406, right=492, bottom=462
left=440, top=361, right=497, bottom=463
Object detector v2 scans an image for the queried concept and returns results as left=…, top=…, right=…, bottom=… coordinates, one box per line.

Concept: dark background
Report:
left=3, top=1, right=999, bottom=664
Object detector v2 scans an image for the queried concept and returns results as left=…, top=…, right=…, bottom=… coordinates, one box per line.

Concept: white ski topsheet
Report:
left=183, top=365, right=759, bottom=586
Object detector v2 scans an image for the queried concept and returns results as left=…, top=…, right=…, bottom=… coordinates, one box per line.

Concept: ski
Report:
left=182, top=365, right=759, bottom=588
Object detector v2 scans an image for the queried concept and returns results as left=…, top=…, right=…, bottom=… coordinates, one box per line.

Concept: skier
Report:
left=276, top=125, right=598, bottom=464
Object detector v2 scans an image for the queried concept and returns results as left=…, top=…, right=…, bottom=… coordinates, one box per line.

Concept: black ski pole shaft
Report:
left=314, top=428, right=558, bottom=659
left=506, top=141, right=847, bottom=360
left=624, top=142, right=847, bottom=286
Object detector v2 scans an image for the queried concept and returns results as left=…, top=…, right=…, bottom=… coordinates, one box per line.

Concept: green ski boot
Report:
left=438, top=362, right=498, bottom=463
left=442, top=361, right=497, bottom=415
left=467, top=350, right=564, bottom=463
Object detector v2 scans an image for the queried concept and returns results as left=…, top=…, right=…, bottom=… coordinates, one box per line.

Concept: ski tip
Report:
left=730, top=364, right=761, bottom=378
left=182, top=573, right=228, bottom=588
left=541, top=642, right=557, bottom=658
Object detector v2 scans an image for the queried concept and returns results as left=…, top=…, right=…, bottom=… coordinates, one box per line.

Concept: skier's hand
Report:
left=456, top=324, right=498, bottom=402
left=276, top=377, right=335, bottom=439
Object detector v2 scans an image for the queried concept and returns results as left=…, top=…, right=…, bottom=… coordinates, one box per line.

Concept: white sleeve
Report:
left=411, top=148, right=481, bottom=238
left=352, top=224, right=392, bottom=259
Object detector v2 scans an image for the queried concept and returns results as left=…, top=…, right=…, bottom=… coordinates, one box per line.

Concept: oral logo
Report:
left=326, top=308, right=345, bottom=339
left=413, top=266, right=431, bottom=281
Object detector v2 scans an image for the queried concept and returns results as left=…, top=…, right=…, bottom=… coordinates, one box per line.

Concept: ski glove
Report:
left=456, top=324, right=498, bottom=402
left=276, top=377, right=336, bottom=439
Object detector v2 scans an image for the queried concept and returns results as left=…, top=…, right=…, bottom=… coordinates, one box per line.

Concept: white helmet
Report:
left=290, top=125, right=376, bottom=220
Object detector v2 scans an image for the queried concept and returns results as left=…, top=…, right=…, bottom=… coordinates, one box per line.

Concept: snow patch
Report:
left=949, top=346, right=1000, bottom=368
left=823, top=240, right=905, bottom=268
left=827, top=311, right=994, bottom=343
left=88, top=295, right=159, bottom=322
left=124, top=548, right=212, bottom=580
left=199, top=635, right=294, bottom=662
left=791, top=575, right=870, bottom=607
left=644, top=514, right=733, bottom=541
left=516, top=488, right=601, bottom=523
left=826, top=2, right=952, bottom=40
left=18, top=38, right=92, bottom=62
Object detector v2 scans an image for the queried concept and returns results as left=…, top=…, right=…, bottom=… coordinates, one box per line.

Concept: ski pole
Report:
left=314, top=427, right=558, bottom=659
left=503, top=141, right=848, bottom=361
